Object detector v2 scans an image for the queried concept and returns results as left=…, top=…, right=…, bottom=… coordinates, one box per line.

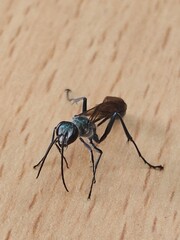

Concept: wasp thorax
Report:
left=72, top=115, right=96, bottom=138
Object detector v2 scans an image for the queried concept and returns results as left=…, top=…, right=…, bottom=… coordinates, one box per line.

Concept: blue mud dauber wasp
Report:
left=34, top=89, right=163, bottom=199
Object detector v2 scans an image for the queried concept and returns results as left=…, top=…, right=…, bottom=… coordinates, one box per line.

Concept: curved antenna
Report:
left=60, top=134, right=69, bottom=192
left=34, top=137, right=59, bottom=178
left=55, top=143, right=69, bottom=169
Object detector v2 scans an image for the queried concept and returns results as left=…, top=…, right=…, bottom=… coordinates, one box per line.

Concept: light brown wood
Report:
left=0, top=1, right=179, bottom=239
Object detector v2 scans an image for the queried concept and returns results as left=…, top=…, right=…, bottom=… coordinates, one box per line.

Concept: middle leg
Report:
left=79, top=137, right=96, bottom=199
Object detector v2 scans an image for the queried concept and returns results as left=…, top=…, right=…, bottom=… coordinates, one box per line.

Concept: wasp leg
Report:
left=65, top=89, right=87, bottom=113
left=89, top=140, right=103, bottom=179
left=94, top=112, right=164, bottom=170
left=86, top=139, right=103, bottom=199
left=79, top=137, right=96, bottom=199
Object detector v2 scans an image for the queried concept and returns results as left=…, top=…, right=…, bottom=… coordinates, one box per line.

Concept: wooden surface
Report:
left=0, top=1, right=179, bottom=239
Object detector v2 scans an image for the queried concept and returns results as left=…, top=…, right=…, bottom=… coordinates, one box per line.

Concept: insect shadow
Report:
left=34, top=89, right=163, bottom=199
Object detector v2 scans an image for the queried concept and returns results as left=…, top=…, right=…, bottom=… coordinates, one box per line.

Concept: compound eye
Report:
left=57, top=121, right=79, bottom=146
left=66, top=126, right=79, bottom=145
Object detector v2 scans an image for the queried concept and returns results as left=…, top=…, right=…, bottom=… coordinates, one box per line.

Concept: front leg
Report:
left=65, top=89, right=87, bottom=114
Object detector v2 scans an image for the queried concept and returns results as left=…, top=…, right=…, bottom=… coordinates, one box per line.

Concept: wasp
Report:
left=34, top=89, right=163, bottom=199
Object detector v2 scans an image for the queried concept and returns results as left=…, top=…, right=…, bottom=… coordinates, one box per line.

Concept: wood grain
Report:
left=0, top=0, right=179, bottom=240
